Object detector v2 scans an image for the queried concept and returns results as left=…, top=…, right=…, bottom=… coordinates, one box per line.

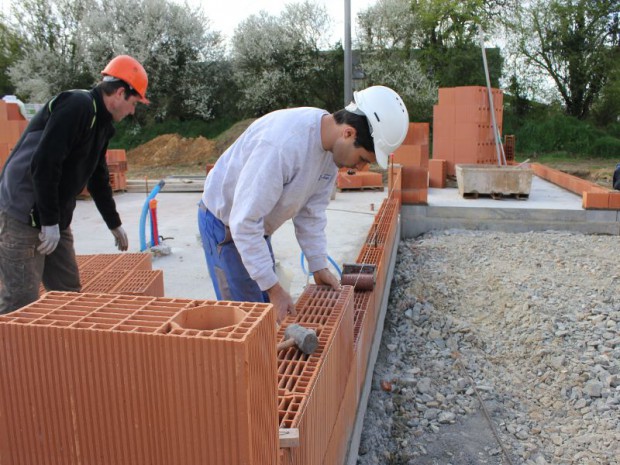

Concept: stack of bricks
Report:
left=336, top=165, right=383, bottom=191
left=279, top=185, right=401, bottom=464
left=0, top=293, right=279, bottom=465
left=37, top=253, right=164, bottom=297
left=106, top=149, right=128, bottom=191
left=278, top=286, right=355, bottom=465
left=0, top=101, right=28, bottom=170
left=391, top=122, right=430, bottom=204
left=0, top=172, right=404, bottom=465
left=0, top=101, right=128, bottom=193
left=79, top=149, right=129, bottom=196
left=78, top=253, right=163, bottom=296
left=388, top=123, right=430, bottom=204
left=433, top=86, right=504, bottom=176
left=392, top=122, right=429, bottom=168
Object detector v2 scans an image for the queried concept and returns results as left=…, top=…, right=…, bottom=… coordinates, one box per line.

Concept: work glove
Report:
left=111, top=226, right=128, bottom=251
left=37, top=224, right=61, bottom=255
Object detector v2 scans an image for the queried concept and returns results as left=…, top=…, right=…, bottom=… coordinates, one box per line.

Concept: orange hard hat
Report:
left=101, top=55, right=149, bottom=104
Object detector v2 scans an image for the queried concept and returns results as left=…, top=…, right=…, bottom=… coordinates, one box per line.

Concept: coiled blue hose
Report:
left=300, top=252, right=342, bottom=277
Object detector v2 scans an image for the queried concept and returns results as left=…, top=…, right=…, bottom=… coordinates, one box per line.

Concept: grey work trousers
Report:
left=0, top=211, right=80, bottom=314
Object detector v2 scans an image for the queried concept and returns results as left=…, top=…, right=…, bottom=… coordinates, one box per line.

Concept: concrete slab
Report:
left=402, top=176, right=620, bottom=238
left=71, top=189, right=387, bottom=300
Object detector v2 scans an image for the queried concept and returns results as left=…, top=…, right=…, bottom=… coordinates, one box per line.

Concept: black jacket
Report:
left=0, top=87, right=121, bottom=230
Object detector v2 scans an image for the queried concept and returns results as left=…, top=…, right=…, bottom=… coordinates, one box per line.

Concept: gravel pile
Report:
left=358, top=230, right=620, bottom=465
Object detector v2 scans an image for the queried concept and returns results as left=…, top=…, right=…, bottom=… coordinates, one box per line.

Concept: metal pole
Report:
left=479, top=29, right=505, bottom=166
left=344, top=0, right=352, bottom=106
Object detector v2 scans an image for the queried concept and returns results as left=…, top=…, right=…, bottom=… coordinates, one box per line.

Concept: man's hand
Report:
left=111, top=226, right=128, bottom=251
left=267, top=282, right=296, bottom=325
left=37, top=224, right=60, bottom=255
left=313, top=268, right=342, bottom=290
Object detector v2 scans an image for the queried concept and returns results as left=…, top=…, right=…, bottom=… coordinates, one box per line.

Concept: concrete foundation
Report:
left=402, top=176, right=620, bottom=238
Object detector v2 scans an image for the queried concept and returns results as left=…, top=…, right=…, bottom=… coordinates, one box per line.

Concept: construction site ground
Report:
left=73, top=189, right=387, bottom=301
left=75, top=132, right=618, bottom=464
left=71, top=155, right=620, bottom=464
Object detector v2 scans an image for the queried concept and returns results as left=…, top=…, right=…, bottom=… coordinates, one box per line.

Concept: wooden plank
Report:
left=279, top=428, right=299, bottom=448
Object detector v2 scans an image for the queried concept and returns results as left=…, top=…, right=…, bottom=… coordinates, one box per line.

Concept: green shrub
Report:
left=510, top=111, right=620, bottom=158
left=591, top=136, right=620, bottom=158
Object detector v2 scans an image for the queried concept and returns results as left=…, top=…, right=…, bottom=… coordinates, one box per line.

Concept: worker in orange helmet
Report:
left=0, top=55, right=150, bottom=314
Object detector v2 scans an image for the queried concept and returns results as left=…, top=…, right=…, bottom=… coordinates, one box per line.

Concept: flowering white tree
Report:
left=356, top=0, right=437, bottom=119
left=357, top=0, right=421, bottom=51
left=362, top=57, right=438, bottom=120
left=83, top=0, right=225, bottom=121
left=231, top=1, right=338, bottom=115
left=9, top=0, right=95, bottom=101
left=9, top=0, right=225, bottom=120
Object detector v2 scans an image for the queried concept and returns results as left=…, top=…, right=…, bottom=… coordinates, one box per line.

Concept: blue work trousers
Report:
left=197, top=204, right=273, bottom=303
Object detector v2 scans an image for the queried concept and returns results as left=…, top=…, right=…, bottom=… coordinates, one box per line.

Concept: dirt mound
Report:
left=126, top=119, right=257, bottom=178
left=128, top=134, right=218, bottom=167
left=213, top=119, right=255, bottom=155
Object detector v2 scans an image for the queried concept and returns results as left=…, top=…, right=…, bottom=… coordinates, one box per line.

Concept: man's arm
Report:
left=87, top=142, right=121, bottom=230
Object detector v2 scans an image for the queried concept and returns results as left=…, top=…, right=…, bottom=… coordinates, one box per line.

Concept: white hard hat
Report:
left=346, top=85, right=409, bottom=169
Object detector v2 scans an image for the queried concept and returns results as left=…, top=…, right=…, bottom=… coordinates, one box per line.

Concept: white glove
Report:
left=37, top=224, right=61, bottom=255
left=111, top=226, right=128, bottom=251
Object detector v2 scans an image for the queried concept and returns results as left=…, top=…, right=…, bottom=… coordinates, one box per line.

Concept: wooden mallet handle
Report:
left=277, top=338, right=296, bottom=351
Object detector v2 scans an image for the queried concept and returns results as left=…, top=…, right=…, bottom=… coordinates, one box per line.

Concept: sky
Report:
left=1, top=0, right=377, bottom=44
left=186, top=0, right=376, bottom=45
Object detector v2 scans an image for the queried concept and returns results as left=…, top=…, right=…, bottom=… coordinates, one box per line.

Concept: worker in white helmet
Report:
left=198, top=86, right=409, bottom=323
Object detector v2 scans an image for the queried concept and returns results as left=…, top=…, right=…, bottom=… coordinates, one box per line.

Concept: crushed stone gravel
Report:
left=358, top=229, right=620, bottom=465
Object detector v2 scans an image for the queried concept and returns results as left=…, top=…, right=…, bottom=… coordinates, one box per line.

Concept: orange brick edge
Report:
left=530, top=163, right=620, bottom=210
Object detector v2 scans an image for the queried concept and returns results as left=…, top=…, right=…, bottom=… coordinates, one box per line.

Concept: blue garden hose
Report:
left=139, top=180, right=165, bottom=252
left=300, top=252, right=342, bottom=277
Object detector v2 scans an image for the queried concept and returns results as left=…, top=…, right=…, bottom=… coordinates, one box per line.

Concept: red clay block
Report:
left=105, top=149, right=127, bottom=163
left=609, top=192, right=620, bottom=209
left=0, top=292, right=279, bottom=465
left=453, top=86, right=488, bottom=106
left=336, top=172, right=363, bottom=189
left=278, top=286, right=354, bottom=465
left=0, top=143, right=9, bottom=166
left=402, top=188, right=428, bottom=205
left=323, top=361, right=359, bottom=465
left=402, top=122, right=430, bottom=146
left=438, top=88, right=455, bottom=105
left=0, top=101, right=7, bottom=120
left=454, top=105, right=493, bottom=124
left=401, top=166, right=428, bottom=189
left=433, top=104, right=455, bottom=125
left=6, top=121, right=22, bottom=146
left=392, top=144, right=426, bottom=167
left=112, top=270, right=164, bottom=297
left=451, top=86, right=502, bottom=107
left=358, top=171, right=383, bottom=188
left=582, top=191, right=610, bottom=209
left=429, top=159, right=447, bottom=188
left=431, top=139, right=455, bottom=173
left=6, top=102, right=25, bottom=120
